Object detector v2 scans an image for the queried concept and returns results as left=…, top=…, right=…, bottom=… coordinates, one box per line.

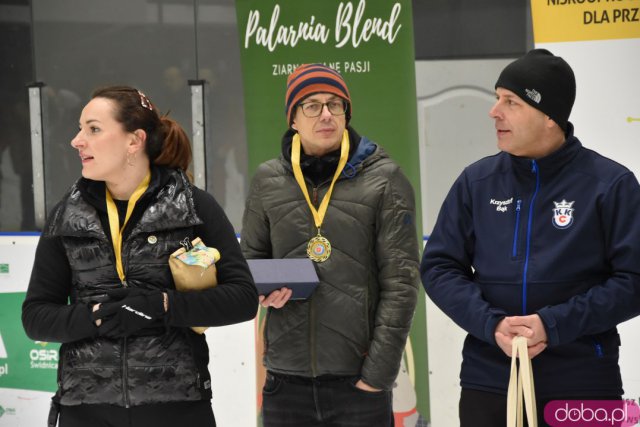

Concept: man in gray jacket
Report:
left=241, top=63, right=420, bottom=427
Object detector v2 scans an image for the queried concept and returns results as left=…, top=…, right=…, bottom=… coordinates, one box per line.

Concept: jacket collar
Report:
left=281, top=125, right=362, bottom=163
left=47, top=167, right=201, bottom=238
left=76, top=164, right=168, bottom=214
left=509, top=122, right=582, bottom=175
left=280, top=125, right=379, bottom=183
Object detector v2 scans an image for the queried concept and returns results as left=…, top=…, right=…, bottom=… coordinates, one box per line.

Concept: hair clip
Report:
left=137, top=90, right=153, bottom=111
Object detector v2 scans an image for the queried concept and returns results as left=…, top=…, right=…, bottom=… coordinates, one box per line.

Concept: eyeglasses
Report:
left=298, top=100, right=347, bottom=118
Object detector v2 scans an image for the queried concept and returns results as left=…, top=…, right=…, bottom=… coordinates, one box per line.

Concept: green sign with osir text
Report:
left=0, top=292, right=58, bottom=392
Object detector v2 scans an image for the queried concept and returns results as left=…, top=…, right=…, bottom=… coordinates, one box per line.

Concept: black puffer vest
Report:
left=46, top=169, right=212, bottom=407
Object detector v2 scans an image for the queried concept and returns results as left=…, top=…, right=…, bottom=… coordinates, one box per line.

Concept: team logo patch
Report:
left=552, top=200, right=574, bottom=229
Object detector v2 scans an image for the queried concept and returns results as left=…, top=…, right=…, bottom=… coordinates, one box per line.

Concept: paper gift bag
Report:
left=169, top=237, right=220, bottom=334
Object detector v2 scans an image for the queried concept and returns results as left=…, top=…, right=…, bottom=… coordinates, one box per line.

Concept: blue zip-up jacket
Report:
left=421, top=124, right=640, bottom=397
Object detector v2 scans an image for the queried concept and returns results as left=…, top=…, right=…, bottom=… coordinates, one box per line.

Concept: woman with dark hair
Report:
left=22, top=85, right=258, bottom=427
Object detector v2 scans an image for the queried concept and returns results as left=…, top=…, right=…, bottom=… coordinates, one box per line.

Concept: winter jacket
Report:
left=421, top=124, right=640, bottom=397
left=22, top=167, right=258, bottom=406
left=241, top=127, right=420, bottom=391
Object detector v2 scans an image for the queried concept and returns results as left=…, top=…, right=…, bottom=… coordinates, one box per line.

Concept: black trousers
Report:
left=262, top=372, right=394, bottom=427
left=58, top=400, right=216, bottom=427
left=459, top=388, right=621, bottom=427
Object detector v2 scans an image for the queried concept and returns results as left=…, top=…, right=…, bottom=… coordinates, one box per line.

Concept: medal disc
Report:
left=307, top=235, right=331, bottom=262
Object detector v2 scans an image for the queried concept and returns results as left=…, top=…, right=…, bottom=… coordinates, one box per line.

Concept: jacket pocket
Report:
left=262, top=372, right=284, bottom=395
left=589, top=330, right=621, bottom=359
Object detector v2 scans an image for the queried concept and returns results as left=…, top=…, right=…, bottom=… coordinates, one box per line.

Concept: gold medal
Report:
left=307, top=234, right=331, bottom=263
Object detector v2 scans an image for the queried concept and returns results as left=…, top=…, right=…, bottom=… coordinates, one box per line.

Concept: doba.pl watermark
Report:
left=544, top=400, right=640, bottom=427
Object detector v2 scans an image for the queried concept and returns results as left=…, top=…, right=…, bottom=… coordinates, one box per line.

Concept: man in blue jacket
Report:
left=421, top=49, right=640, bottom=426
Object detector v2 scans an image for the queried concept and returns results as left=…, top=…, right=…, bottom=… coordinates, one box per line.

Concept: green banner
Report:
left=0, top=292, right=58, bottom=392
left=235, top=0, right=429, bottom=423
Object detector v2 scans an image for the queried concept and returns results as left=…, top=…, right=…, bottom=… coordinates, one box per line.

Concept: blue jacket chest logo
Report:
left=552, top=200, right=575, bottom=229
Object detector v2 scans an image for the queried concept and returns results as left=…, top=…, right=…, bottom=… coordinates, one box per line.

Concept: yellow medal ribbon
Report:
left=291, top=130, right=349, bottom=261
left=106, top=170, right=151, bottom=282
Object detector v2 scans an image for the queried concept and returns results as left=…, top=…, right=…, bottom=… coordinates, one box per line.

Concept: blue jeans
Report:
left=262, top=372, right=394, bottom=427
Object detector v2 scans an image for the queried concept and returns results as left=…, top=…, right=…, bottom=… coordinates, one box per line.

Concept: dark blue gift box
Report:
left=247, top=258, right=320, bottom=300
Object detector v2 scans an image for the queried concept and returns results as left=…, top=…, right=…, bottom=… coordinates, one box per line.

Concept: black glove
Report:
left=92, top=288, right=165, bottom=338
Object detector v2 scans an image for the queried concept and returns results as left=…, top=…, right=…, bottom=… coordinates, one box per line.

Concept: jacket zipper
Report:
left=310, top=297, right=317, bottom=377
left=512, top=199, right=522, bottom=258
left=306, top=176, right=337, bottom=376
left=114, top=235, right=130, bottom=406
left=122, top=338, right=130, bottom=407
left=522, top=160, right=540, bottom=315
left=310, top=184, right=318, bottom=376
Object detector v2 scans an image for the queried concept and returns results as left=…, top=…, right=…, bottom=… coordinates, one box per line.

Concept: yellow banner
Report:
left=531, top=0, right=640, bottom=43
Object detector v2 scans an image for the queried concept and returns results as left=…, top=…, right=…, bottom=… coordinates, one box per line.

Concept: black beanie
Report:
left=495, top=49, right=576, bottom=131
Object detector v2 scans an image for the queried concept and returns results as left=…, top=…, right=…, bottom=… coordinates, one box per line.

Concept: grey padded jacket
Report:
left=241, top=132, right=420, bottom=390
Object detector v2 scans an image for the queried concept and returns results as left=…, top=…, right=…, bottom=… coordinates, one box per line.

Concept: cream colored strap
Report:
left=506, top=336, right=538, bottom=427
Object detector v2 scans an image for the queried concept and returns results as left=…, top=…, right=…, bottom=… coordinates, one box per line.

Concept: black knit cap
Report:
left=495, top=49, right=576, bottom=131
